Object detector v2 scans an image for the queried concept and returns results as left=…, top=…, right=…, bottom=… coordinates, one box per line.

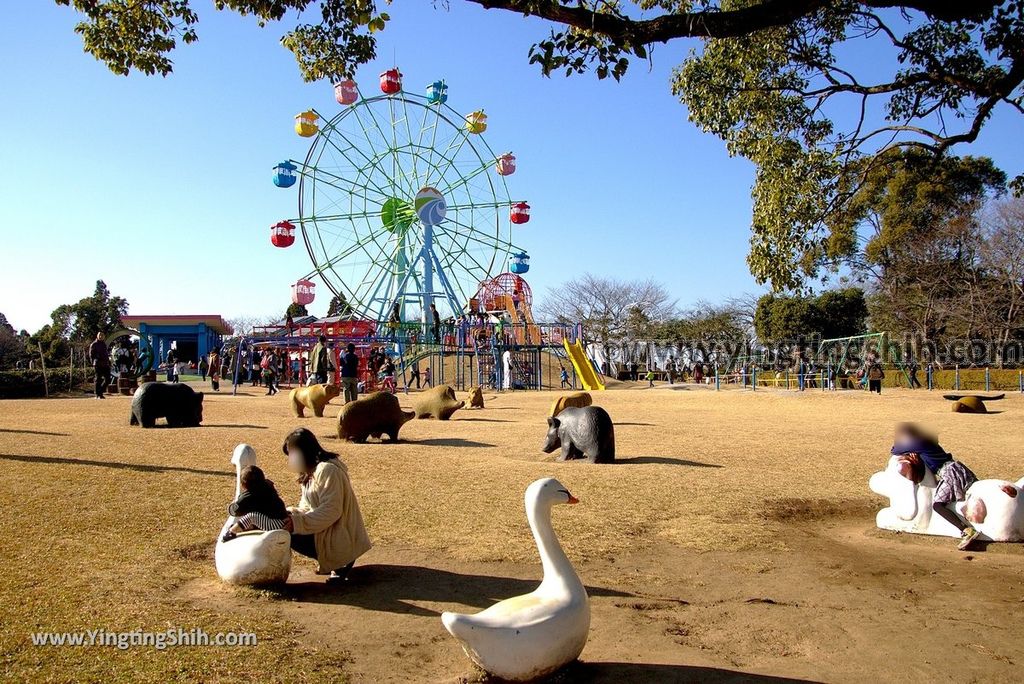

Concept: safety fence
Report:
left=668, top=365, right=1024, bottom=392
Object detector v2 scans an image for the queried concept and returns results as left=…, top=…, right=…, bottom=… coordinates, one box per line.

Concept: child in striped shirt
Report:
left=221, top=465, right=289, bottom=542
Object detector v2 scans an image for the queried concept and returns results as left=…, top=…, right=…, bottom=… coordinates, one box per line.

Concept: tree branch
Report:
left=465, top=0, right=999, bottom=45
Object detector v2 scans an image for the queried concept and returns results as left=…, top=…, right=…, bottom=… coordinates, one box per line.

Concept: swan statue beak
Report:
left=566, top=493, right=579, bottom=505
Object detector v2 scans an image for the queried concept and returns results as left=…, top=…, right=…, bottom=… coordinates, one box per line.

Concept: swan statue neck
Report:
left=218, top=460, right=244, bottom=540
left=526, top=496, right=580, bottom=592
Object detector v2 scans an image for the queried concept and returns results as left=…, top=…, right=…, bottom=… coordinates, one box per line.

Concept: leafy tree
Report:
left=52, top=2, right=1023, bottom=290
left=0, top=313, right=27, bottom=369
left=754, top=288, right=867, bottom=341
left=63, top=280, right=129, bottom=342
left=833, top=151, right=1007, bottom=340
left=755, top=295, right=817, bottom=341
left=327, top=293, right=353, bottom=318
left=653, top=302, right=748, bottom=342
left=286, top=302, right=309, bottom=319
left=27, top=280, right=128, bottom=365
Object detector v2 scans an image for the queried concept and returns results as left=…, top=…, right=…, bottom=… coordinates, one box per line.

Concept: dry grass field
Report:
left=1, top=383, right=1022, bottom=683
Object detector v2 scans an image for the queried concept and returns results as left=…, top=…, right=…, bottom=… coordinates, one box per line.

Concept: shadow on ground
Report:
left=619, top=456, right=723, bottom=468
left=415, top=438, right=496, bottom=448
left=556, top=661, right=818, bottom=683
left=279, top=564, right=636, bottom=616
left=202, top=424, right=269, bottom=429
left=0, top=453, right=231, bottom=478
left=0, top=428, right=69, bottom=436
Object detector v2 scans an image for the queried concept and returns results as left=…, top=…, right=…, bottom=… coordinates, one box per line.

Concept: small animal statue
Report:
left=441, top=478, right=590, bottom=681
left=548, top=391, right=592, bottom=418
left=214, top=444, right=292, bottom=585
left=952, top=396, right=987, bottom=413
left=944, top=393, right=1004, bottom=414
left=414, top=384, right=465, bottom=420
left=467, top=386, right=484, bottom=409
left=290, top=383, right=340, bottom=417
left=869, top=454, right=1024, bottom=542
left=337, top=391, right=414, bottom=442
left=129, top=382, right=203, bottom=428
left=542, top=406, right=615, bottom=463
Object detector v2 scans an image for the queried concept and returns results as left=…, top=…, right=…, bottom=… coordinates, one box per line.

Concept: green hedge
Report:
left=885, top=367, right=1023, bottom=391
left=0, top=368, right=95, bottom=399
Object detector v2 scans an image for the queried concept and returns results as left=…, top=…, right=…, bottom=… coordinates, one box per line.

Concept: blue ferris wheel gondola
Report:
left=273, top=160, right=297, bottom=188
left=510, top=251, right=530, bottom=274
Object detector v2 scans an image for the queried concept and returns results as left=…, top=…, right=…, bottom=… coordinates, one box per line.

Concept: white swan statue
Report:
left=441, top=477, right=590, bottom=681
left=869, top=454, right=1024, bottom=542
left=214, top=443, right=292, bottom=585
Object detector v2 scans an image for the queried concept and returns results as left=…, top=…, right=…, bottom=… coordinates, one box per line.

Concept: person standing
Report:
left=867, top=360, right=885, bottom=394
left=340, top=343, right=359, bottom=403
left=388, top=302, right=401, bottom=341
left=199, top=354, right=209, bottom=382
left=310, top=335, right=330, bottom=385
left=380, top=356, right=397, bottom=394
left=423, top=365, right=433, bottom=388
left=908, top=359, right=922, bottom=389
left=247, top=349, right=258, bottom=386
left=263, top=348, right=279, bottom=396
left=88, top=332, right=110, bottom=399
left=409, top=360, right=421, bottom=389
left=430, top=303, right=441, bottom=344
left=165, top=348, right=176, bottom=382
left=208, top=349, right=221, bottom=392
left=560, top=365, right=570, bottom=388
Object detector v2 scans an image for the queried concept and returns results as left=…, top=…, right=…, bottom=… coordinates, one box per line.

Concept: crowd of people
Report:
left=605, top=353, right=926, bottom=395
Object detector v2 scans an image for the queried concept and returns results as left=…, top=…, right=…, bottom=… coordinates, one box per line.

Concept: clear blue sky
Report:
left=1, top=2, right=1021, bottom=333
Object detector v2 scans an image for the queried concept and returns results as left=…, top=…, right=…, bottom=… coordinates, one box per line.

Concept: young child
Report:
left=559, top=366, right=570, bottom=389
left=379, top=357, right=396, bottom=394
left=646, top=369, right=655, bottom=387
left=890, top=423, right=979, bottom=550
left=222, top=465, right=289, bottom=542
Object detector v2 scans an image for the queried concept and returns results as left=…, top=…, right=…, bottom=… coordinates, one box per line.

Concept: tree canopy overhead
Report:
left=55, top=1, right=1023, bottom=290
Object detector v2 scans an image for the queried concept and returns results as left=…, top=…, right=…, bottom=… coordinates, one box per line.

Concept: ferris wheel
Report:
left=271, top=70, right=531, bottom=325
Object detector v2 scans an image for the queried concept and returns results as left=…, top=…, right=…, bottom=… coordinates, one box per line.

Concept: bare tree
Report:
left=225, top=314, right=278, bottom=337
left=537, top=274, right=676, bottom=358
left=724, top=293, right=763, bottom=338
left=978, top=198, right=1024, bottom=357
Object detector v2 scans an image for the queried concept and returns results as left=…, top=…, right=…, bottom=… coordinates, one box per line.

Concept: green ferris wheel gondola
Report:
left=280, top=76, right=527, bottom=326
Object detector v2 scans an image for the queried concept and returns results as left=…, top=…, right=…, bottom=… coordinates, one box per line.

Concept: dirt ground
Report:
left=1, top=383, right=1022, bottom=683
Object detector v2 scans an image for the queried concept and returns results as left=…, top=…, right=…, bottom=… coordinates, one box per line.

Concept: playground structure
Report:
left=233, top=313, right=586, bottom=395
left=226, top=272, right=600, bottom=394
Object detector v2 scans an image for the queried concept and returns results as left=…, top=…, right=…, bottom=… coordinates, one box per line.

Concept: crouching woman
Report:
left=281, top=428, right=372, bottom=583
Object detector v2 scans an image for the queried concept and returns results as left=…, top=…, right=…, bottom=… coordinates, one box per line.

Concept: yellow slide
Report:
left=563, top=338, right=605, bottom=391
